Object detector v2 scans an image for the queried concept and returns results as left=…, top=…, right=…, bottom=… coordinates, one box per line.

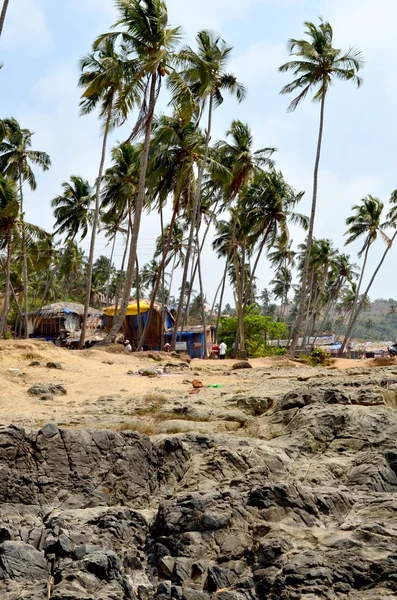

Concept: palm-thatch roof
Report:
left=28, top=302, right=102, bottom=318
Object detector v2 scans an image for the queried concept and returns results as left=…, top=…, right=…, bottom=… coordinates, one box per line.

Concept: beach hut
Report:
left=27, top=302, right=102, bottom=341
left=165, top=325, right=216, bottom=359
left=103, top=299, right=174, bottom=351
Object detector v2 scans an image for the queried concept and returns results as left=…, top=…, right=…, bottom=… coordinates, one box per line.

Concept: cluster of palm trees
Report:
left=1, top=2, right=397, bottom=354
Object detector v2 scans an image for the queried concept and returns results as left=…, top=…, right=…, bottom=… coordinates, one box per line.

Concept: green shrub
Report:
left=219, top=304, right=289, bottom=358
left=309, top=348, right=331, bottom=366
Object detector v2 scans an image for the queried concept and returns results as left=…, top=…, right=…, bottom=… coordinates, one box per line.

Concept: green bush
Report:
left=309, top=347, right=331, bottom=366
left=218, top=304, right=289, bottom=358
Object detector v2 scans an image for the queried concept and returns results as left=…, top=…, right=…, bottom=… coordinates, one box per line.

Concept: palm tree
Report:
left=101, top=0, right=182, bottom=345
left=341, top=190, right=397, bottom=352
left=340, top=195, right=387, bottom=353
left=52, top=176, right=94, bottom=240
left=136, top=113, right=204, bottom=349
left=271, top=266, right=292, bottom=318
left=0, top=117, right=51, bottom=336
left=279, top=18, right=363, bottom=355
left=78, top=36, right=139, bottom=347
left=100, top=213, right=127, bottom=305
left=0, top=175, right=48, bottom=336
left=171, top=30, right=246, bottom=353
left=242, top=170, right=306, bottom=295
left=0, top=0, right=10, bottom=38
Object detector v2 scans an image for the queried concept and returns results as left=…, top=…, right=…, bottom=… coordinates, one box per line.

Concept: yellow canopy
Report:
left=103, top=300, right=151, bottom=317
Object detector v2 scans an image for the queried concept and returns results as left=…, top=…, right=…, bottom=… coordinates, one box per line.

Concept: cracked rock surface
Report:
left=2, top=373, right=397, bottom=599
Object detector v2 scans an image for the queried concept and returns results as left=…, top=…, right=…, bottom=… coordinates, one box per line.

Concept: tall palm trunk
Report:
left=105, top=233, right=117, bottom=305
left=195, top=227, right=208, bottom=358
left=137, top=200, right=179, bottom=349
left=289, top=90, right=326, bottom=356
left=103, top=72, right=157, bottom=344
left=233, top=249, right=245, bottom=355
left=339, top=244, right=370, bottom=354
left=79, top=101, right=113, bottom=348
left=215, top=258, right=229, bottom=342
left=171, top=94, right=214, bottom=351
left=135, top=256, right=142, bottom=345
left=341, top=232, right=397, bottom=354
left=0, top=230, right=12, bottom=337
left=246, top=221, right=274, bottom=305
left=0, top=0, right=10, bottom=37
left=114, top=222, right=130, bottom=315
left=167, top=253, right=177, bottom=303
left=19, top=172, right=29, bottom=338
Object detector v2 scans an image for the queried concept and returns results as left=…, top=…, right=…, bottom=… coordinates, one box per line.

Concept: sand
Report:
left=0, top=340, right=395, bottom=433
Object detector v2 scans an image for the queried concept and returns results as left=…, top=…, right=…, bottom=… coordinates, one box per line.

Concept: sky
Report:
left=1, top=0, right=397, bottom=307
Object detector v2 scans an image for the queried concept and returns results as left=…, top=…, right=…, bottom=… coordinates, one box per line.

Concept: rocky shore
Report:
left=2, top=366, right=397, bottom=599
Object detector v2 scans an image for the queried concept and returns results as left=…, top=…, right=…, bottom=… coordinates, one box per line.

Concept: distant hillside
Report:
left=334, top=298, right=397, bottom=342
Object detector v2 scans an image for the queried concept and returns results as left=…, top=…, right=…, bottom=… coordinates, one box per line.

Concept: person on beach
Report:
left=219, top=340, right=227, bottom=359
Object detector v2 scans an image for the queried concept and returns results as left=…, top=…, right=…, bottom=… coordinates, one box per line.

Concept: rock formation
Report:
left=2, top=373, right=397, bottom=598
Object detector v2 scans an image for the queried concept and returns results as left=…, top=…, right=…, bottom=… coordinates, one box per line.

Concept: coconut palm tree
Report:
left=171, top=30, right=246, bottom=353
left=0, top=174, right=48, bottom=336
left=0, top=0, right=10, bottom=38
left=136, top=112, right=206, bottom=349
left=100, top=0, right=182, bottom=345
left=78, top=37, right=139, bottom=347
left=0, top=117, right=51, bottom=336
left=242, top=170, right=306, bottom=296
left=279, top=18, right=364, bottom=355
left=340, top=195, right=387, bottom=353
left=52, top=176, right=94, bottom=241
left=341, top=190, right=397, bottom=352
left=100, top=213, right=127, bottom=305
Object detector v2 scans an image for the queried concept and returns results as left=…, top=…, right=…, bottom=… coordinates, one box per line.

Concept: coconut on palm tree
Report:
left=279, top=18, right=363, bottom=355
left=0, top=117, right=51, bottom=336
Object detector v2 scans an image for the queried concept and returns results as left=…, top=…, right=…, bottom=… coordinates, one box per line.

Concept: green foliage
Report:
left=219, top=304, right=288, bottom=357
left=309, top=348, right=331, bottom=366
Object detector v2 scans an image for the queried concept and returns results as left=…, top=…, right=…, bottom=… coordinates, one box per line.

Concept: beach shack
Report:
left=165, top=325, right=216, bottom=359
left=27, top=302, right=102, bottom=341
left=103, top=299, right=174, bottom=350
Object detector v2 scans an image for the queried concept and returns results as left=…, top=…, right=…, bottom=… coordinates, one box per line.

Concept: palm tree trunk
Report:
left=233, top=249, right=245, bottom=355
left=246, top=230, right=270, bottom=305
left=339, top=244, right=370, bottom=354
left=289, top=90, right=326, bottom=356
left=181, top=246, right=197, bottom=334
left=215, top=258, right=229, bottom=343
left=171, top=94, right=214, bottom=350
left=135, top=256, right=142, bottom=346
left=105, top=233, right=117, bottom=305
left=0, top=0, right=10, bottom=37
left=195, top=228, right=208, bottom=358
left=137, top=200, right=179, bottom=349
left=114, top=222, right=130, bottom=316
left=19, top=172, right=29, bottom=338
left=79, top=100, right=113, bottom=348
left=167, top=253, right=177, bottom=303
left=0, top=230, right=12, bottom=337
left=102, top=72, right=157, bottom=344
left=341, top=233, right=397, bottom=354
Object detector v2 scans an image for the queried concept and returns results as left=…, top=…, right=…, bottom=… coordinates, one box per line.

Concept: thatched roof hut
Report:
left=27, top=302, right=102, bottom=339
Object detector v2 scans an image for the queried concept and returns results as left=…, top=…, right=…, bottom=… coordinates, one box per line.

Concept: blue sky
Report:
left=1, top=0, right=397, bottom=305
